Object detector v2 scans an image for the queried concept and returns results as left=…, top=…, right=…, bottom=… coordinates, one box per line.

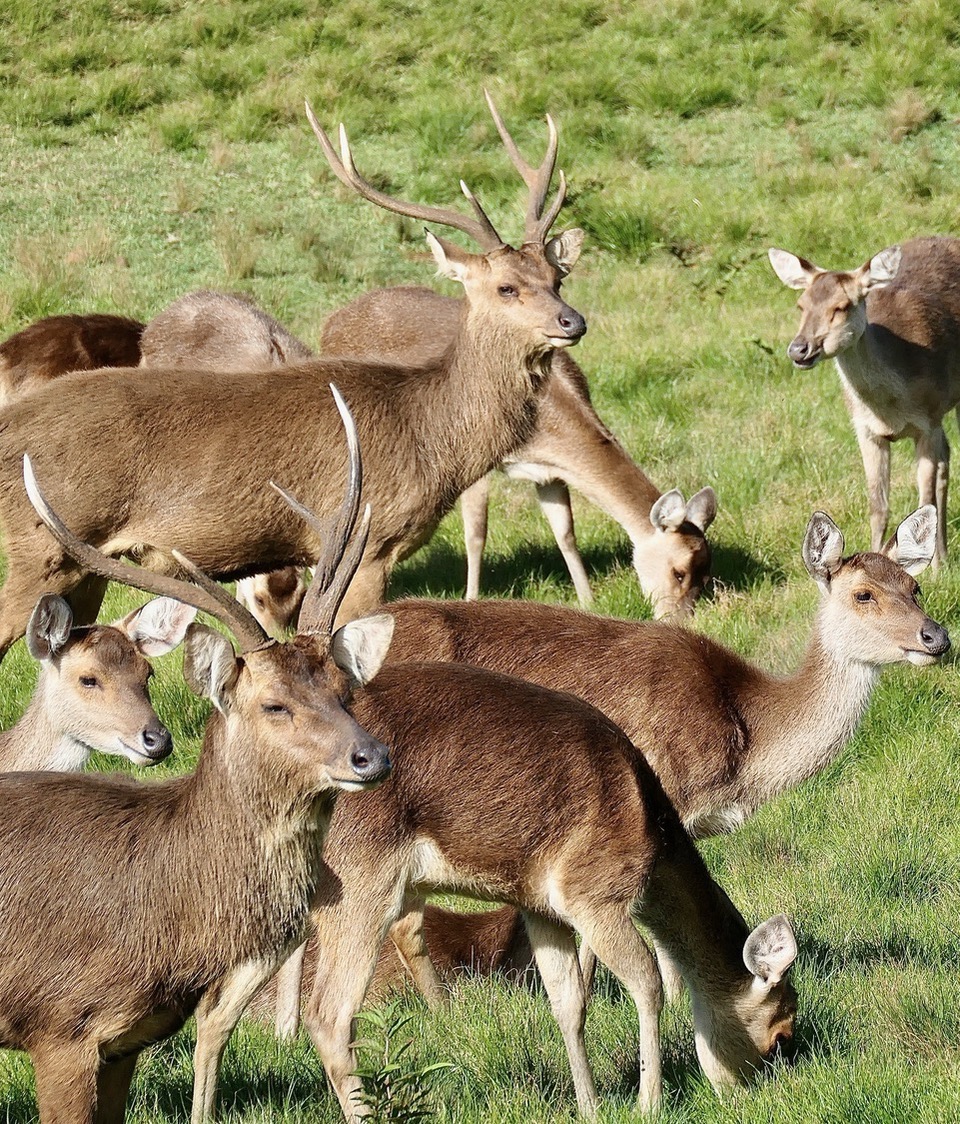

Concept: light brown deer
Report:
left=323, top=283, right=716, bottom=617
left=0, top=97, right=584, bottom=665
left=769, top=237, right=960, bottom=564
left=0, top=594, right=195, bottom=772
left=139, top=289, right=313, bottom=370
left=256, top=659, right=798, bottom=1120
left=0, top=313, right=143, bottom=406
left=0, top=390, right=395, bottom=1124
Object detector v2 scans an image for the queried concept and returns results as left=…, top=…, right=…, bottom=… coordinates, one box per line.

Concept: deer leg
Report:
left=94, top=1054, right=138, bottom=1124
left=274, top=941, right=307, bottom=1041
left=577, top=942, right=597, bottom=994
left=0, top=547, right=85, bottom=663
left=536, top=481, right=594, bottom=606
left=854, top=423, right=891, bottom=551
left=334, top=557, right=389, bottom=627
left=653, top=939, right=685, bottom=1002
left=523, top=911, right=597, bottom=1117
left=389, top=896, right=449, bottom=1009
left=192, top=957, right=287, bottom=1123
left=31, top=1040, right=99, bottom=1124
left=572, top=903, right=664, bottom=1115
left=916, top=428, right=949, bottom=566
left=460, top=475, right=491, bottom=601
left=66, top=574, right=110, bottom=627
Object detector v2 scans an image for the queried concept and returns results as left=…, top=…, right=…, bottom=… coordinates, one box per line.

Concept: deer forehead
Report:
left=483, top=245, right=564, bottom=289
left=799, top=271, right=861, bottom=317
left=834, top=553, right=921, bottom=599
left=240, top=637, right=350, bottom=703
left=61, top=626, right=152, bottom=684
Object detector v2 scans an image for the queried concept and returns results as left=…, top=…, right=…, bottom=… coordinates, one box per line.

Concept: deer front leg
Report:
left=31, top=1039, right=100, bottom=1124
left=389, top=897, right=450, bottom=1009
left=273, top=941, right=307, bottom=1041
left=853, top=422, right=891, bottom=551
left=536, top=481, right=594, bottom=606
left=0, top=544, right=86, bottom=664
left=94, top=1054, right=139, bottom=1124
left=915, top=427, right=949, bottom=566
left=460, top=475, right=491, bottom=600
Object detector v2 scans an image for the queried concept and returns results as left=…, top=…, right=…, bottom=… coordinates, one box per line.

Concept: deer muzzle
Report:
left=787, top=337, right=821, bottom=369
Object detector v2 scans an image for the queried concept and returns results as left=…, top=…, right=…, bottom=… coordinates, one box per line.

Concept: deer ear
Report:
left=115, top=598, right=198, bottom=657
left=684, top=487, right=717, bottom=533
left=545, top=228, right=585, bottom=276
left=855, top=245, right=901, bottom=295
left=881, top=505, right=936, bottom=576
left=26, top=594, right=74, bottom=662
left=802, top=511, right=845, bottom=588
left=426, top=231, right=473, bottom=284
left=650, top=489, right=687, bottom=533
left=332, top=613, right=395, bottom=688
left=744, top=915, right=797, bottom=987
left=768, top=248, right=819, bottom=290
left=182, top=623, right=239, bottom=713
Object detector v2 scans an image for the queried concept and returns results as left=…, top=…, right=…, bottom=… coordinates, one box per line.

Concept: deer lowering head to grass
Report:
left=769, top=237, right=960, bottom=565
left=0, top=389, right=395, bottom=1124
left=0, top=594, right=195, bottom=773
left=322, top=287, right=716, bottom=616
left=0, top=96, right=584, bottom=666
left=0, top=313, right=144, bottom=406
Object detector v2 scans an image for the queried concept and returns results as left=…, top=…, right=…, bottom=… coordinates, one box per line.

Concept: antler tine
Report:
left=483, top=89, right=560, bottom=244
left=23, top=456, right=271, bottom=653
left=300, top=504, right=372, bottom=636
left=305, top=100, right=504, bottom=251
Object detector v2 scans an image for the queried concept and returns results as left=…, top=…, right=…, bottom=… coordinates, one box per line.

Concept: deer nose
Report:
left=919, top=619, right=950, bottom=656
left=787, top=338, right=817, bottom=367
left=140, top=726, right=173, bottom=762
left=350, top=736, right=391, bottom=785
left=556, top=307, right=586, bottom=340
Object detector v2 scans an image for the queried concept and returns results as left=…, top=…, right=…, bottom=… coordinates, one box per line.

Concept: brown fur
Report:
left=0, top=314, right=143, bottom=406
left=323, top=286, right=715, bottom=617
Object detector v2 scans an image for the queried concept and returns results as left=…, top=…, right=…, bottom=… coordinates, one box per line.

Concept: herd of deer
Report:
left=0, top=93, right=956, bottom=1123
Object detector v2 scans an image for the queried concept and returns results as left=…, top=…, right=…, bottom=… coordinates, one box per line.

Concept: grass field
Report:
left=2, top=1, right=960, bottom=1121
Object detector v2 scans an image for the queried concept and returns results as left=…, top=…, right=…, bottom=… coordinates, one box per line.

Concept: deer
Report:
left=0, top=313, right=143, bottom=406
left=0, top=593, right=195, bottom=772
left=769, top=237, right=960, bottom=565
left=265, top=503, right=947, bottom=1037
left=321, top=285, right=716, bottom=617
left=0, top=387, right=396, bottom=1124
left=0, top=96, right=585, bottom=666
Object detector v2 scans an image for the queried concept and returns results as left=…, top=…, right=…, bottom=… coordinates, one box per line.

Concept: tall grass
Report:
left=2, top=1, right=960, bottom=1121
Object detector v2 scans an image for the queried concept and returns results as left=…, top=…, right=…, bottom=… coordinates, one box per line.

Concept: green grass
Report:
left=3, top=0, right=960, bottom=1121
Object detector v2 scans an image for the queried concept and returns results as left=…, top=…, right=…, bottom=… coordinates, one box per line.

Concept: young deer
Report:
left=0, top=96, right=584, bottom=665
left=264, top=660, right=798, bottom=1120
left=769, top=237, right=960, bottom=564
left=322, top=283, right=717, bottom=617
left=0, top=390, right=395, bottom=1124
left=0, top=594, right=195, bottom=772
left=0, top=313, right=143, bottom=406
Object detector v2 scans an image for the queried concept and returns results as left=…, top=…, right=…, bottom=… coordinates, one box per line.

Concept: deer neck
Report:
left=0, top=679, right=91, bottom=773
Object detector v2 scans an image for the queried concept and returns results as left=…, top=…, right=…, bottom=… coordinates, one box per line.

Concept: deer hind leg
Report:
left=273, top=941, right=307, bottom=1041
left=94, top=1053, right=138, bottom=1124
left=536, top=481, right=594, bottom=606
left=334, top=556, right=389, bottom=628
left=915, top=427, right=949, bottom=566
left=460, top=475, right=491, bottom=601
left=389, top=895, right=449, bottom=1009
left=571, top=902, right=664, bottom=1115
left=523, top=911, right=597, bottom=1118
left=31, top=1039, right=99, bottom=1123
left=66, top=575, right=110, bottom=627
left=854, top=423, right=891, bottom=551
left=0, top=543, right=86, bottom=663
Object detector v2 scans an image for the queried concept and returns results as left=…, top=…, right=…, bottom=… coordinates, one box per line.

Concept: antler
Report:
left=483, top=89, right=565, bottom=245
left=23, top=457, right=272, bottom=653
left=270, top=385, right=371, bottom=636
left=306, top=101, right=505, bottom=252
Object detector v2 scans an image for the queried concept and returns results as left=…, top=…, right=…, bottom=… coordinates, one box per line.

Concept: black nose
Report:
left=557, top=307, right=586, bottom=340
left=920, top=619, right=950, bottom=655
left=787, top=338, right=815, bottom=366
left=141, top=726, right=173, bottom=761
left=350, top=737, right=391, bottom=784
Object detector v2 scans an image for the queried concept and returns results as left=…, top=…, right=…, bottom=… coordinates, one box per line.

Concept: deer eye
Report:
left=497, top=284, right=518, bottom=299
left=79, top=675, right=99, bottom=689
left=673, top=569, right=686, bottom=585
left=854, top=590, right=874, bottom=603
left=262, top=702, right=290, bottom=717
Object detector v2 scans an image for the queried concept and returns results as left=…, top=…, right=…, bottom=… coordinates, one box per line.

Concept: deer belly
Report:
left=500, top=459, right=557, bottom=486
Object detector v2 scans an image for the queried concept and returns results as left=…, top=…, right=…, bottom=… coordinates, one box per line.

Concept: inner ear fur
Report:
left=182, top=623, right=240, bottom=713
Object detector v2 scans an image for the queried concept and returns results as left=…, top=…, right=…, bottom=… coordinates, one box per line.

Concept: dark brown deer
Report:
left=0, top=97, right=584, bottom=666
left=0, top=390, right=394, bottom=1124
left=0, top=594, right=195, bottom=772
left=323, top=283, right=716, bottom=617
left=0, top=313, right=143, bottom=405
left=769, top=238, right=960, bottom=564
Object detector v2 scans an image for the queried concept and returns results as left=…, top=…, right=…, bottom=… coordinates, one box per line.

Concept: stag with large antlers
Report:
left=0, top=388, right=395, bottom=1124
left=0, top=96, right=583, bottom=664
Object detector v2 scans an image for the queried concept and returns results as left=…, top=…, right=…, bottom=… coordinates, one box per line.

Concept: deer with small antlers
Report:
left=769, top=237, right=960, bottom=564
left=0, top=95, right=584, bottom=665
left=323, top=282, right=716, bottom=616
left=0, top=594, right=195, bottom=773
left=0, top=389, right=395, bottom=1124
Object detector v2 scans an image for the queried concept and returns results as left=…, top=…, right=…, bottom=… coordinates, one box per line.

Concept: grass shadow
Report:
left=706, top=542, right=785, bottom=598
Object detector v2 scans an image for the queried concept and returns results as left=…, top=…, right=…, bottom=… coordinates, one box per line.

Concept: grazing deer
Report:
left=323, top=283, right=716, bottom=616
left=0, top=594, right=195, bottom=772
left=139, top=289, right=313, bottom=370
left=0, top=96, right=584, bottom=665
left=769, top=237, right=960, bottom=564
left=0, top=313, right=143, bottom=405
left=0, top=390, right=395, bottom=1124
